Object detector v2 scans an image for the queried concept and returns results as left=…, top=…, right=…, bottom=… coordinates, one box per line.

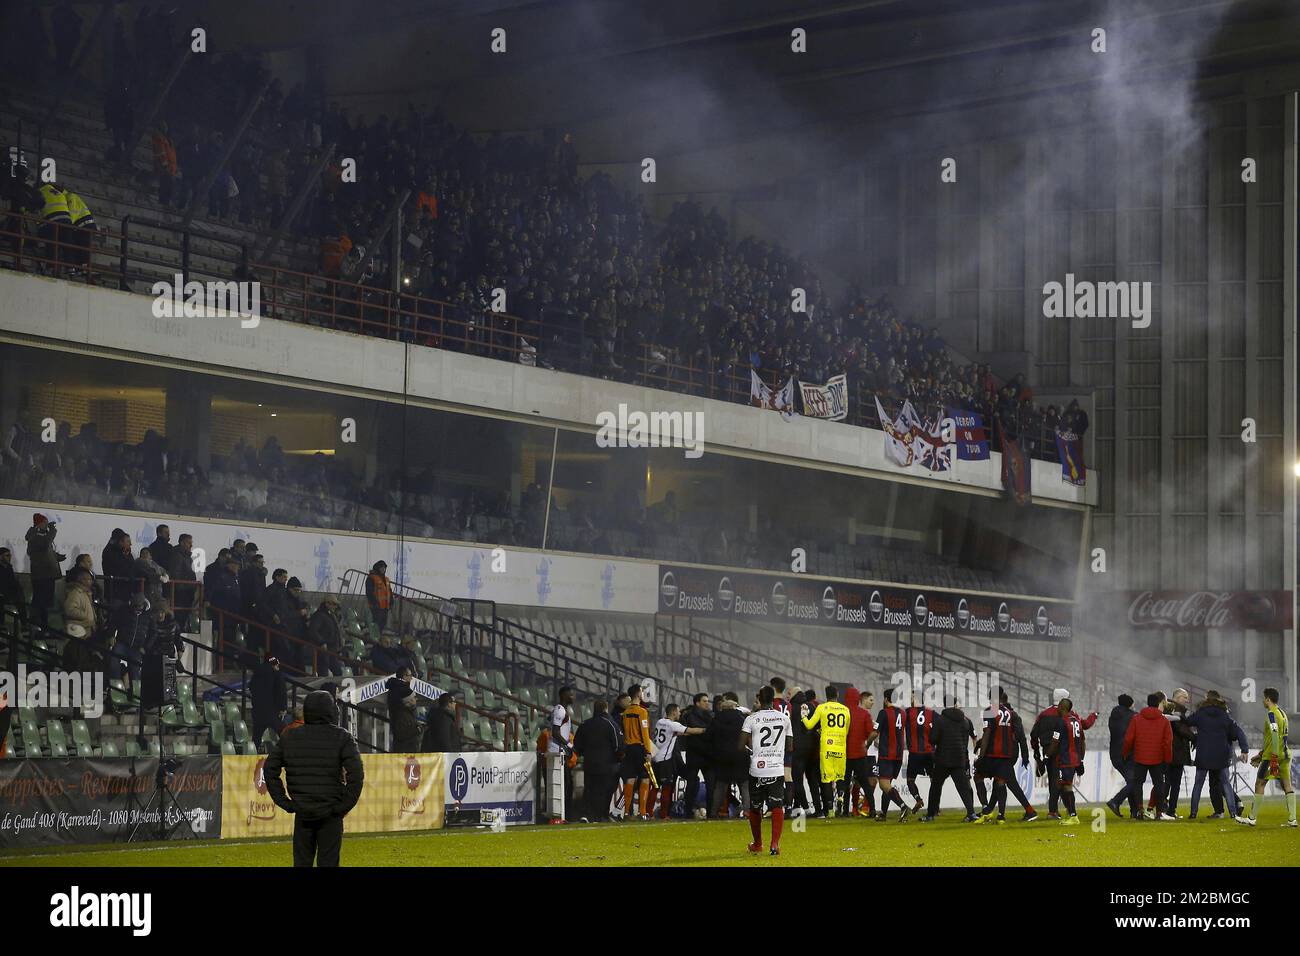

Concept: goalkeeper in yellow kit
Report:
left=801, top=684, right=851, bottom=818
left=1238, top=687, right=1296, bottom=827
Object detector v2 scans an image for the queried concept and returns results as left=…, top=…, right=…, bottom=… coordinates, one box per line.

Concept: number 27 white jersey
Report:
left=743, top=708, right=792, bottom=777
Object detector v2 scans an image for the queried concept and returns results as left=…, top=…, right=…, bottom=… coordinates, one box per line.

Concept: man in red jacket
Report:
left=840, top=687, right=875, bottom=816
left=1123, top=692, right=1174, bottom=820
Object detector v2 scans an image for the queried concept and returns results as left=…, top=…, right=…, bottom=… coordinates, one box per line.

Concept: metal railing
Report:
left=0, top=209, right=1071, bottom=463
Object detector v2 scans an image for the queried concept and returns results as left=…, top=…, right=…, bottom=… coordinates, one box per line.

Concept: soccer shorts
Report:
left=863, top=756, right=878, bottom=778
left=983, top=757, right=1015, bottom=782
left=651, top=760, right=676, bottom=787
left=751, top=775, right=784, bottom=810
left=1256, top=758, right=1291, bottom=784
left=620, top=745, right=649, bottom=781
left=877, top=758, right=903, bottom=780
left=1055, top=764, right=1079, bottom=784
left=973, top=754, right=990, bottom=776
left=844, top=756, right=870, bottom=787
left=906, top=754, right=934, bottom=777
left=819, top=754, right=847, bottom=783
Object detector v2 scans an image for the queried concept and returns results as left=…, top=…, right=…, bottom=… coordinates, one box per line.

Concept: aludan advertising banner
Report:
left=0, top=757, right=222, bottom=847
left=656, top=564, right=1073, bottom=641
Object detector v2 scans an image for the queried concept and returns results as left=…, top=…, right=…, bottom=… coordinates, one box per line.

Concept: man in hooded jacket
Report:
left=263, top=690, right=364, bottom=867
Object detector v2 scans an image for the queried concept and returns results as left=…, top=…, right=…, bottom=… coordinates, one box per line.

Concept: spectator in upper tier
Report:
left=386, top=666, right=423, bottom=753
left=146, top=523, right=174, bottom=572
left=62, top=566, right=97, bottom=640
left=207, top=555, right=243, bottom=651
left=25, top=513, right=63, bottom=627
left=307, top=596, right=344, bottom=676
left=421, top=692, right=461, bottom=754
left=366, top=561, right=392, bottom=633
left=250, top=653, right=288, bottom=750
left=169, top=534, right=196, bottom=631
left=151, top=121, right=178, bottom=207
left=101, top=528, right=134, bottom=606
left=134, top=546, right=170, bottom=609
left=370, top=632, right=413, bottom=674
left=0, top=547, right=27, bottom=626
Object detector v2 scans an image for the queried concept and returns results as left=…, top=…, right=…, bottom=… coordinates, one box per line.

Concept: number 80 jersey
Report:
left=743, top=708, right=793, bottom=777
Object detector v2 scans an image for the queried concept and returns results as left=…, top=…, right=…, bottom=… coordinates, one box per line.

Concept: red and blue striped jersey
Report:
left=876, top=705, right=908, bottom=760
left=1047, top=713, right=1084, bottom=768
left=905, top=705, right=936, bottom=754
left=983, top=704, right=1017, bottom=758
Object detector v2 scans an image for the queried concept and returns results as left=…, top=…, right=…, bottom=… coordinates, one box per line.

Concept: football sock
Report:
left=770, top=807, right=784, bottom=846
left=907, top=778, right=921, bottom=801
left=1062, top=791, right=1077, bottom=815
left=973, top=776, right=988, bottom=806
left=1247, top=794, right=1257, bottom=820
left=1287, top=792, right=1296, bottom=822
left=995, top=782, right=1008, bottom=815
left=637, top=781, right=649, bottom=816
left=891, top=787, right=906, bottom=809
left=748, top=810, right=762, bottom=844
left=660, top=786, right=672, bottom=818
left=644, top=787, right=657, bottom=817
left=623, top=782, right=634, bottom=816
left=1007, top=777, right=1032, bottom=810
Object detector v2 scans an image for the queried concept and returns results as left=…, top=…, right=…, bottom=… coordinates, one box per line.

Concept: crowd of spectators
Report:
left=1, top=20, right=1088, bottom=461
left=0, top=413, right=1058, bottom=594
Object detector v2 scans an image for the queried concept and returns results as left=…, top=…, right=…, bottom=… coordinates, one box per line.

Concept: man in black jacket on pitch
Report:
left=1106, top=694, right=1137, bottom=817
left=923, top=701, right=979, bottom=822
left=263, top=690, right=364, bottom=867
left=679, top=692, right=714, bottom=816
left=574, top=699, right=621, bottom=822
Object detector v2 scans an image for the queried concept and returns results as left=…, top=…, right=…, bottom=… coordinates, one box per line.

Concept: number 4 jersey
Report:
left=743, top=708, right=793, bottom=778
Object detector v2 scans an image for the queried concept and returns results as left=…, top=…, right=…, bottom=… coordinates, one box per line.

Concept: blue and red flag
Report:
left=1055, top=427, right=1086, bottom=486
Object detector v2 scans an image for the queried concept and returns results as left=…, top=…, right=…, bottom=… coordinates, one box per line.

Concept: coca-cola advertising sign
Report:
left=1124, top=591, right=1292, bottom=631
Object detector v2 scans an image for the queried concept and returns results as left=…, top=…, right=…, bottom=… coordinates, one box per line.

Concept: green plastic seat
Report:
left=124, top=739, right=141, bottom=757
left=209, top=718, right=226, bottom=749
left=146, top=739, right=162, bottom=757
left=451, top=654, right=466, bottom=674
left=182, top=699, right=204, bottom=727
left=71, top=719, right=94, bottom=757
left=241, top=740, right=259, bottom=756
left=99, top=739, right=120, bottom=758
left=231, top=719, right=250, bottom=745
left=461, top=687, right=478, bottom=709
left=160, top=704, right=184, bottom=728
left=223, top=701, right=243, bottom=728
left=260, top=728, right=278, bottom=750
left=110, top=678, right=131, bottom=711
left=481, top=690, right=498, bottom=710
left=491, top=671, right=510, bottom=693
left=204, top=700, right=222, bottom=724
left=46, top=718, right=69, bottom=753
left=222, top=740, right=237, bottom=755
left=171, top=740, right=190, bottom=757
left=177, top=682, right=194, bottom=704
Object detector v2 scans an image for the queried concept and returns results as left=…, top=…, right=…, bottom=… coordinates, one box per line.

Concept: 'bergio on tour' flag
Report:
left=946, top=407, right=989, bottom=460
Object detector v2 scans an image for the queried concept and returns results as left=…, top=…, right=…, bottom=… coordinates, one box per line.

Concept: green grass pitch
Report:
left=1, top=800, right=1295, bottom=867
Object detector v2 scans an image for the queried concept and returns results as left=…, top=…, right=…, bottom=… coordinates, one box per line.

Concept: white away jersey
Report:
left=652, top=718, right=687, bottom=762
left=743, top=708, right=793, bottom=777
left=547, top=704, right=572, bottom=754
